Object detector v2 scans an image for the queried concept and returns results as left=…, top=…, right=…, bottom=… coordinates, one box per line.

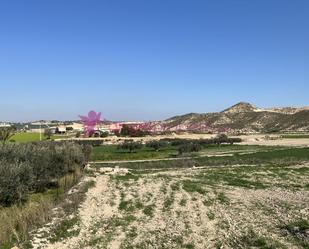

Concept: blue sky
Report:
left=0, top=0, right=308, bottom=122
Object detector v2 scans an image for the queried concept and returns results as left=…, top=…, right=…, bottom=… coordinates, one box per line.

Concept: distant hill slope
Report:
left=161, top=102, right=309, bottom=133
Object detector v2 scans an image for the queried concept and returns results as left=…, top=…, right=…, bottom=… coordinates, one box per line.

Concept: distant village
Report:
left=0, top=121, right=146, bottom=135
left=0, top=114, right=237, bottom=135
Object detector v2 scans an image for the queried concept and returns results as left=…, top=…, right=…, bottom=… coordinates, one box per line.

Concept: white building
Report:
left=0, top=122, right=11, bottom=128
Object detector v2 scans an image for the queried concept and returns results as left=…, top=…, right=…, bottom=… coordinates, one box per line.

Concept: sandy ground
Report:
left=241, top=136, right=309, bottom=147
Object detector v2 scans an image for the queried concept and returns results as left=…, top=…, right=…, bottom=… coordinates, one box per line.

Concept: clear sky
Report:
left=0, top=0, right=308, bottom=122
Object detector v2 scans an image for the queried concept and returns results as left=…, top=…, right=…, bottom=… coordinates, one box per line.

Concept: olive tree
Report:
left=146, top=140, right=168, bottom=151
left=44, top=129, right=52, bottom=140
left=178, top=142, right=202, bottom=155
left=117, top=140, right=143, bottom=153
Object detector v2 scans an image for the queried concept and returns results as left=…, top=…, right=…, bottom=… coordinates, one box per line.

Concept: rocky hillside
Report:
left=159, top=102, right=309, bottom=133
left=222, top=102, right=258, bottom=113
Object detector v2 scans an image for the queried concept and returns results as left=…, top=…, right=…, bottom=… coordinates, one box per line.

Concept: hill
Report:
left=160, top=102, right=309, bottom=133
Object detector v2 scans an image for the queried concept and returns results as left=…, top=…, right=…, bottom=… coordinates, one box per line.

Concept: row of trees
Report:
left=117, top=125, right=150, bottom=137
left=164, top=134, right=241, bottom=146
left=0, top=141, right=92, bottom=206
left=116, top=135, right=242, bottom=154
left=117, top=140, right=168, bottom=153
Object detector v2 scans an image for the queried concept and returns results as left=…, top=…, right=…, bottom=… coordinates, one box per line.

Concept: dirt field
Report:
left=28, top=163, right=309, bottom=249
left=241, top=136, right=309, bottom=147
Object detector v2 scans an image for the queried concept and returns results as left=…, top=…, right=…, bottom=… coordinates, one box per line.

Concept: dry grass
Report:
left=0, top=169, right=84, bottom=248
left=0, top=191, right=55, bottom=247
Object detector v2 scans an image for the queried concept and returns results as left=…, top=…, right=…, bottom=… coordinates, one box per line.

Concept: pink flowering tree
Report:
left=79, top=111, right=101, bottom=137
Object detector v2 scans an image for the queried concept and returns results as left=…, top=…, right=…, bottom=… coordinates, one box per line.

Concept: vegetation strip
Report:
left=0, top=141, right=92, bottom=247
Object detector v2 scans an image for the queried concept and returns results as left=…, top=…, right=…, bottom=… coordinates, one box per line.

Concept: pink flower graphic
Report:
left=79, top=111, right=101, bottom=136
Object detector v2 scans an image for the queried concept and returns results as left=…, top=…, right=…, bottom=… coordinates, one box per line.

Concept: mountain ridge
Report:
left=161, top=102, right=309, bottom=133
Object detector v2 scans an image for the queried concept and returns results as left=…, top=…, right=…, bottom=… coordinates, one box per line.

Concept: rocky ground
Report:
left=27, top=163, right=309, bottom=249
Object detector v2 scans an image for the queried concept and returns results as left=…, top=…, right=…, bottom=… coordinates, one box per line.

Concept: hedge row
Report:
left=73, top=139, right=103, bottom=147
left=0, top=141, right=91, bottom=206
left=161, top=136, right=242, bottom=147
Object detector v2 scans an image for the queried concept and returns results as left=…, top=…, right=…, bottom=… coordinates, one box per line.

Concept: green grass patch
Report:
left=96, top=147, right=309, bottom=170
left=85, top=215, right=137, bottom=248
left=282, top=219, right=309, bottom=233
left=10, top=132, right=47, bottom=143
left=91, top=144, right=272, bottom=162
left=282, top=134, right=309, bottom=139
left=182, top=180, right=206, bottom=194
left=207, top=211, right=215, bottom=220
left=119, top=200, right=135, bottom=212
left=238, top=229, right=287, bottom=249
left=0, top=241, right=14, bottom=249
left=91, top=145, right=178, bottom=161
left=217, top=192, right=230, bottom=204
left=10, top=132, right=73, bottom=143
left=163, top=185, right=176, bottom=212
left=280, top=219, right=309, bottom=248
left=179, top=198, right=187, bottom=206
left=143, top=204, right=155, bottom=217
left=195, top=168, right=268, bottom=189
left=119, top=199, right=144, bottom=213
left=49, top=216, right=80, bottom=243
left=203, top=197, right=214, bottom=206
left=163, top=196, right=174, bottom=211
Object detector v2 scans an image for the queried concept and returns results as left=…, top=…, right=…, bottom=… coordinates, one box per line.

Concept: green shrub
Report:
left=169, top=139, right=190, bottom=146
left=74, top=139, right=102, bottom=147
left=0, top=126, right=16, bottom=145
left=81, top=144, right=92, bottom=162
left=100, top=131, right=109, bottom=138
left=117, top=140, right=143, bottom=153
left=120, top=125, right=150, bottom=137
left=0, top=160, right=32, bottom=206
left=146, top=140, right=168, bottom=151
left=75, top=131, right=81, bottom=138
left=178, top=142, right=202, bottom=155
left=211, top=134, right=242, bottom=145
left=165, top=136, right=242, bottom=147
left=0, top=141, right=92, bottom=206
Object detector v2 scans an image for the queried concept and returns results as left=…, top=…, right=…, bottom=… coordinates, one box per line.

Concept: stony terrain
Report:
left=27, top=162, right=309, bottom=249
